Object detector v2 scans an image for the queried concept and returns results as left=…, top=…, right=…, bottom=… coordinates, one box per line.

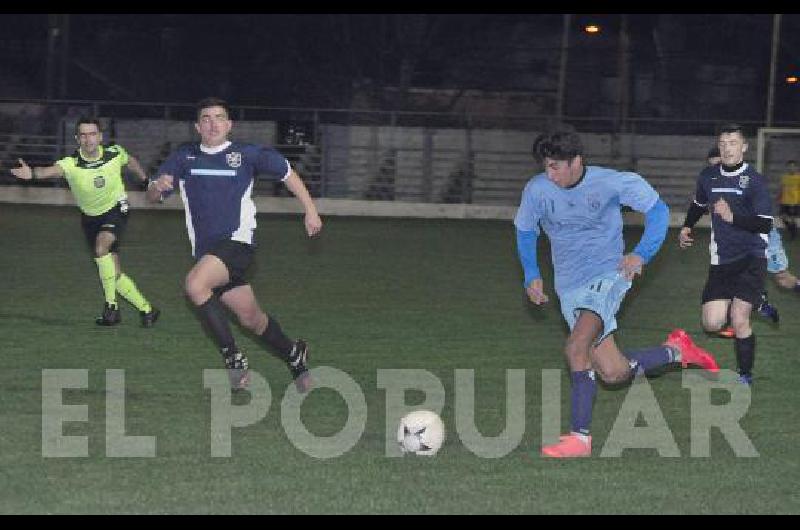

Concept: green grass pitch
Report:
left=1, top=203, right=798, bottom=513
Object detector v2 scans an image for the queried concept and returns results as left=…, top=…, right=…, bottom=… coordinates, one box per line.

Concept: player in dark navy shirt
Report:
left=147, top=97, right=322, bottom=391
left=680, top=124, right=773, bottom=385
left=704, top=147, right=779, bottom=339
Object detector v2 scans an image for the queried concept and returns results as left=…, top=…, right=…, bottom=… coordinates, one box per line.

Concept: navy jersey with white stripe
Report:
left=157, top=141, right=290, bottom=258
left=693, top=163, right=772, bottom=265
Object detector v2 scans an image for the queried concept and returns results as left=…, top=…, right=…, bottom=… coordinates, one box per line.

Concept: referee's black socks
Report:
left=735, top=334, right=756, bottom=377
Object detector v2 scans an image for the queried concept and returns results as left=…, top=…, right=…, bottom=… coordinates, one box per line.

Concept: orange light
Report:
left=787, top=76, right=799, bottom=84
left=584, top=24, right=601, bottom=34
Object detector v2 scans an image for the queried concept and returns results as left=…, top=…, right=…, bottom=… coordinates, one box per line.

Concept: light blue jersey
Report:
left=767, top=227, right=789, bottom=274
left=514, top=166, right=660, bottom=294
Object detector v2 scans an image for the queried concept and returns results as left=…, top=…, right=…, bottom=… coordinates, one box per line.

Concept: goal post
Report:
left=756, top=127, right=800, bottom=174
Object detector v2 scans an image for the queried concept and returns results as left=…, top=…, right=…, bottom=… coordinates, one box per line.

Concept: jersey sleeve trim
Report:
left=281, top=159, right=291, bottom=182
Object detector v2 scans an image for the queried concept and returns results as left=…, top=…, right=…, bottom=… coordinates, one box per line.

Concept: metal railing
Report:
left=1, top=97, right=796, bottom=209
left=4, top=97, right=800, bottom=138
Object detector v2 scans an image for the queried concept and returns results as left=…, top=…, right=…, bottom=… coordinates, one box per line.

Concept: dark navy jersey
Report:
left=156, top=141, right=290, bottom=258
left=693, top=163, right=772, bottom=265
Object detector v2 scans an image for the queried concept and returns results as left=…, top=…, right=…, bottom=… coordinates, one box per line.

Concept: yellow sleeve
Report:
left=108, top=144, right=129, bottom=165
left=54, top=156, right=74, bottom=177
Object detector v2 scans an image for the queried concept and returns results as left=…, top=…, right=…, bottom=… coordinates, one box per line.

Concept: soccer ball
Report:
left=396, top=410, right=445, bottom=456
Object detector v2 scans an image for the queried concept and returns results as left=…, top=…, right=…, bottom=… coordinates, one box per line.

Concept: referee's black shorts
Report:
left=702, top=255, right=766, bottom=306
left=81, top=200, right=129, bottom=254
left=204, top=239, right=256, bottom=297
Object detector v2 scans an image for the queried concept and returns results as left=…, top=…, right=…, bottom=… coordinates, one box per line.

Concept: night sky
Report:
left=0, top=14, right=798, bottom=122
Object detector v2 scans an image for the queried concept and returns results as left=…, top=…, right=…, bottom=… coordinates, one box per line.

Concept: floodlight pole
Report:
left=556, top=14, right=571, bottom=122
left=617, top=14, right=630, bottom=133
left=59, top=14, right=70, bottom=98
left=765, top=14, right=782, bottom=127
left=44, top=14, right=59, bottom=99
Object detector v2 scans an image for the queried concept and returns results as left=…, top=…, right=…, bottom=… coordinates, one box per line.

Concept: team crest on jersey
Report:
left=93, top=175, right=106, bottom=188
left=587, top=193, right=602, bottom=211
left=739, top=174, right=750, bottom=189
left=226, top=152, right=242, bottom=168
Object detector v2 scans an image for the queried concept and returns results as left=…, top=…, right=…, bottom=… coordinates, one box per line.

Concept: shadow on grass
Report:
left=0, top=311, right=78, bottom=327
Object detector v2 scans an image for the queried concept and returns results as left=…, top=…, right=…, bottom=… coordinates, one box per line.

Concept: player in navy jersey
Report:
left=705, top=147, right=779, bottom=338
left=680, top=124, right=773, bottom=385
left=515, top=127, right=719, bottom=458
left=147, top=97, right=322, bottom=392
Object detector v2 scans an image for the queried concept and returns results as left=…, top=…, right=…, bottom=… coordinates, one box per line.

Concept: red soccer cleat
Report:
left=541, top=434, right=592, bottom=458
left=665, top=329, right=720, bottom=373
left=717, top=327, right=735, bottom=339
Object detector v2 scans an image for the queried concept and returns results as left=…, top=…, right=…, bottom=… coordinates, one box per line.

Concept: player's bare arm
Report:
left=10, top=158, right=64, bottom=180
left=284, top=169, right=322, bottom=237
left=679, top=226, right=694, bottom=248
left=525, top=278, right=549, bottom=305
left=146, top=174, right=174, bottom=203
left=713, top=198, right=734, bottom=223
left=126, top=155, right=149, bottom=184
left=619, top=253, right=644, bottom=280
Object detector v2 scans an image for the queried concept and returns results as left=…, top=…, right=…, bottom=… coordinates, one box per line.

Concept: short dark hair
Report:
left=196, top=97, right=231, bottom=120
left=531, top=127, right=583, bottom=163
left=74, top=116, right=102, bottom=135
left=718, top=122, right=747, bottom=138
left=707, top=146, right=720, bottom=159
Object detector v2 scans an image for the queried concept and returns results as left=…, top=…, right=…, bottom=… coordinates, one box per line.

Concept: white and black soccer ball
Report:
left=396, top=410, right=445, bottom=456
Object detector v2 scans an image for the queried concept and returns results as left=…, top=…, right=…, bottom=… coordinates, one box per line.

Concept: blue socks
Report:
left=624, top=345, right=677, bottom=376
left=570, top=370, right=597, bottom=436
left=569, top=346, right=679, bottom=436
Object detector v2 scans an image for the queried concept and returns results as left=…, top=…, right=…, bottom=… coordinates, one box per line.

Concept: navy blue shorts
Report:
left=203, top=239, right=255, bottom=297
left=702, top=255, right=766, bottom=306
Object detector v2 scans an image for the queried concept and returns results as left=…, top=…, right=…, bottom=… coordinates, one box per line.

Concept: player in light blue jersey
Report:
left=515, top=128, right=720, bottom=457
left=743, top=226, right=800, bottom=323
left=148, top=97, right=322, bottom=392
left=765, top=226, right=800, bottom=292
